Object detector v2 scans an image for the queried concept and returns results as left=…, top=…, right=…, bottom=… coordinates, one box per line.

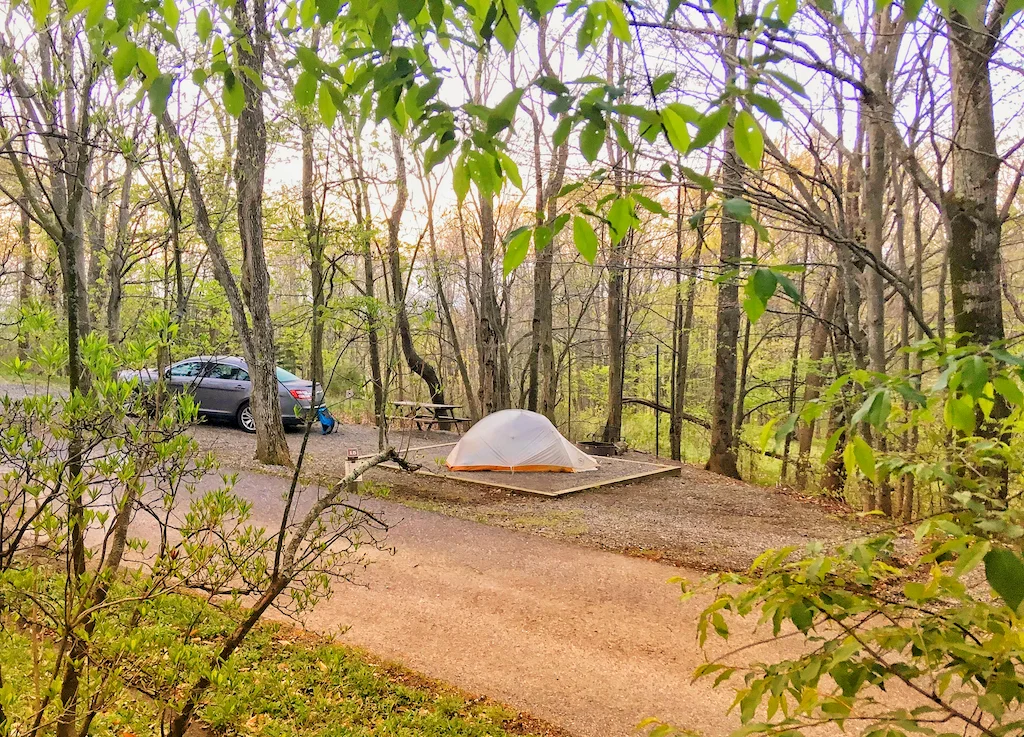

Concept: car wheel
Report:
left=236, top=401, right=257, bottom=434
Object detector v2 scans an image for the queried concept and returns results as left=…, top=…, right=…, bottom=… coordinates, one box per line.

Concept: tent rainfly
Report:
left=445, top=409, right=599, bottom=473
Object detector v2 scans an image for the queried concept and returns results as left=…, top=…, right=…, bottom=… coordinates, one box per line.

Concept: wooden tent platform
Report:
left=365, top=441, right=681, bottom=497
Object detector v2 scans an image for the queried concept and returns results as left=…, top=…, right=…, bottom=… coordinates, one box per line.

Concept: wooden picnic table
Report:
left=389, top=400, right=469, bottom=431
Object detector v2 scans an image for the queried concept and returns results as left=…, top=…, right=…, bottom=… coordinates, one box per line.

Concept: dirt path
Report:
left=221, top=471, right=809, bottom=737
left=196, top=423, right=865, bottom=572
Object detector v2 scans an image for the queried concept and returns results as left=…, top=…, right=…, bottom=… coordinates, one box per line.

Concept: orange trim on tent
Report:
left=446, top=464, right=578, bottom=473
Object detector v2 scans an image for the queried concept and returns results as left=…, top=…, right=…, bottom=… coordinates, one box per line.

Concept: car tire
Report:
left=236, top=401, right=257, bottom=434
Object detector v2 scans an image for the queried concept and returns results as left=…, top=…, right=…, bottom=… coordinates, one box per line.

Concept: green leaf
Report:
left=711, top=0, right=736, bottom=22
left=733, top=110, right=764, bottom=169
left=606, top=0, right=632, bottom=42
left=959, top=355, right=989, bottom=398
left=661, top=105, right=691, bottom=153
left=770, top=71, right=808, bottom=98
left=487, top=87, right=524, bottom=136
left=580, top=122, right=606, bottom=162
left=985, top=548, right=1024, bottom=612
left=742, top=296, right=765, bottom=323
left=607, top=196, right=634, bottom=244
left=945, top=395, right=975, bottom=435
left=689, top=106, right=730, bottom=151
left=955, top=540, right=991, bottom=578
left=993, top=376, right=1024, bottom=407
left=989, top=347, right=1024, bottom=366
left=318, top=83, right=338, bottom=127
left=534, top=226, right=553, bottom=252
left=30, top=0, right=51, bottom=28
left=573, top=216, right=598, bottom=264
left=722, top=197, right=751, bottom=220
left=137, top=47, right=160, bottom=79
left=498, top=152, right=523, bottom=190
left=85, top=0, right=106, bottom=26
left=371, top=8, right=392, bottom=49
left=903, top=0, right=926, bottom=19
left=789, top=599, right=813, bottom=632
left=634, top=193, right=667, bottom=216
left=147, top=74, right=174, bottom=115
left=197, top=8, right=213, bottom=42
left=453, top=155, right=470, bottom=204
left=651, top=71, right=674, bottom=96
left=852, top=436, right=876, bottom=482
left=112, top=41, right=138, bottom=84
left=222, top=71, right=245, bottom=117
left=748, top=268, right=777, bottom=302
left=776, top=0, right=797, bottom=22
left=494, top=0, right=521, bottom=52
left=776, top=273, right=801, bottom=302
left=163, top=0, right=179, bottom=28
left=821, top=427, right=844, bottom=461
left=294, top=71, right=317, bottom=108
left=681, top=166, right=714, bottom=191
left=503, top=228, right=532, bottom=276
left=749, top=92, right=784, bottom=122
left=300, top=0, right=316, bottom=25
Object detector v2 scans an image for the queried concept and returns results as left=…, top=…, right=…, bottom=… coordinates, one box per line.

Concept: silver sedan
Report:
left=120, top=355, right=325, bottom=433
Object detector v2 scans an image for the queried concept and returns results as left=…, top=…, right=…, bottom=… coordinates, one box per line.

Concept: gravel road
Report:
left=208, top=471, right=812, bottom=737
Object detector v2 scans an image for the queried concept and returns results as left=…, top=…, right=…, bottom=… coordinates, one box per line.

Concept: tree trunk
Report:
left=301, top=118, right=324, bottom=388
left=387, top=129, right=449, bottom=418
left=944, top=1, right=1008, bottom=495
left=342, top=128, right=385, bottom=424
left=477, top=195, right=510, bottom=415
left=781, top=237, right=812, bottom=483
left=733, top=223, right=759, bottom=453
left=795, top=278, right=839, bottom=490
left=106, top=161, right=134, bottom=345
left=527, top=19, right=568, bottom=422
left=17, top=198, right=32, bottom=361
left=671, top=188, right=707, bottom=461
left=233, top=0, right=291, bottom=466
left=706, top=35, right=742, bottom=479
left=945, top=7, right=1005, bottom=349
left=602, top=38, right=626, bottom=445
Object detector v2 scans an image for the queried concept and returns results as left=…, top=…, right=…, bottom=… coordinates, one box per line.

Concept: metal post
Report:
left=655, top=344, right=660, bottom=458
left=567, top=351, right=572, bottom=440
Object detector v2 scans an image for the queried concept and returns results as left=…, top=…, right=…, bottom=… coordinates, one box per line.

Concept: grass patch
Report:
left=1, top=581, right=557, bottom=737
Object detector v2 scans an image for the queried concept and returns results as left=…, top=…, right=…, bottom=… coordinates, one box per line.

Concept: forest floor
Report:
left=196, top=419, right=871, bottom=572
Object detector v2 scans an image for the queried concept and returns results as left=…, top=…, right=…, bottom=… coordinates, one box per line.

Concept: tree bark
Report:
left=671, top=187, right=707, bottom=461
left=387, top=129, right=449, bottom=419
left=795, top=278, right=839, bottom=490
left=232, top=0, right=292, bottom=466
left=106, top=161, right=135, bottom=345
left=527, top=18, right=568, bottom=422
left=476, top=195, right=511, bottom=415
left=706, top=35, right=742, bottom=479
left=945, top=4, right=1006, bottom=349
left=602, top=38, right=625, bottom=444
left=17, top=197, right=32, bottom=361
left=301, top=117, right=324, bottom=388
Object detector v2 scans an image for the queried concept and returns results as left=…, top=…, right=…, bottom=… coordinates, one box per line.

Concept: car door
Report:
left=166, top=361, right=202, bottom=396
left=195, top=363, right=249, bottom=415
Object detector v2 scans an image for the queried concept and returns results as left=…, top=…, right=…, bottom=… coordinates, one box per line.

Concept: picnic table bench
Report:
left=388, top=400, right=471, bottom=432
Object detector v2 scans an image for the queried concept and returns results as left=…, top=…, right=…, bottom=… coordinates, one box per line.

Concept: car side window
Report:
left=231, top=368, right=250, bottom=381
left=169, top=362, right=201, bottom=378
left=205, top=363, right=243, bottom=380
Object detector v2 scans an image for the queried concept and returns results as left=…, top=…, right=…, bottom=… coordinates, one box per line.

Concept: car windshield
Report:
left=275, top=367, right=301, bottom=383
